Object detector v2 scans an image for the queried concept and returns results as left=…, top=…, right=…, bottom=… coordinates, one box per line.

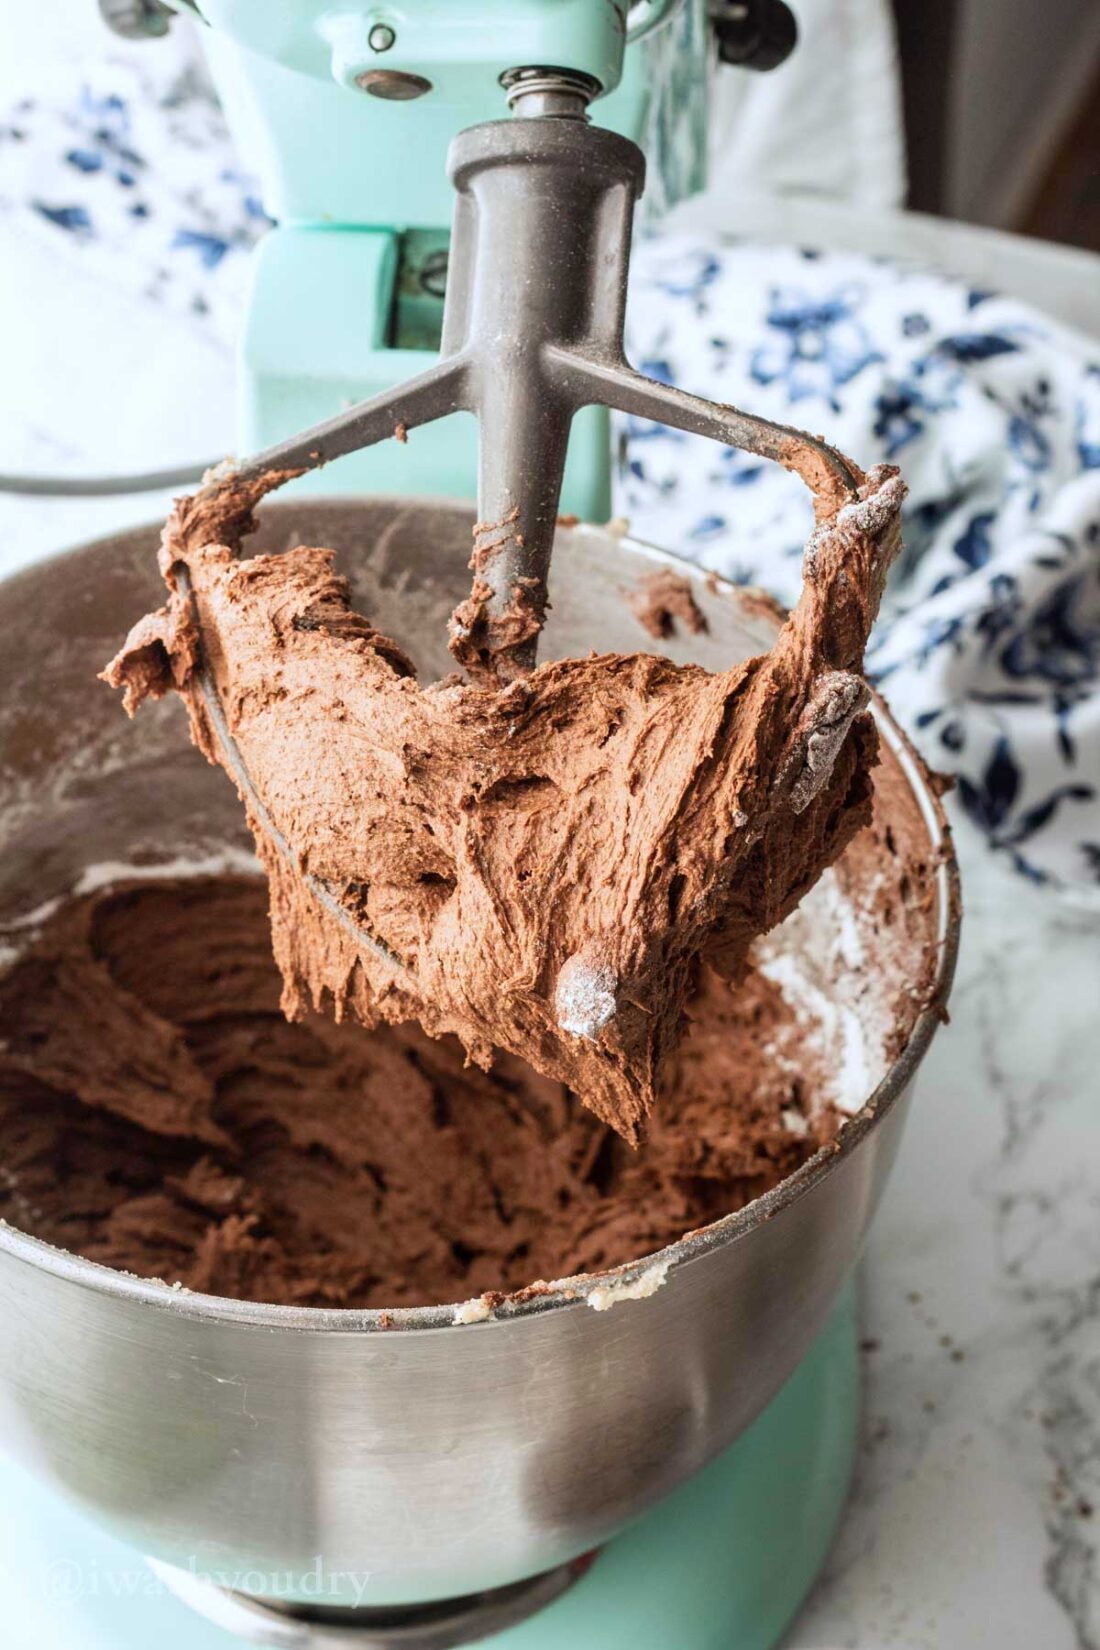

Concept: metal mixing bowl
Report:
left=0, top=498, right=959, bottom=1608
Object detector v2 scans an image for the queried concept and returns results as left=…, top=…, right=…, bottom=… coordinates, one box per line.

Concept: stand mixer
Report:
left=0, top=4, right=959, bottom=1648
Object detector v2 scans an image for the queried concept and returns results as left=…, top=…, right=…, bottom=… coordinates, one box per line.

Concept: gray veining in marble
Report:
left=789, top=820, right=1100, bottom=1650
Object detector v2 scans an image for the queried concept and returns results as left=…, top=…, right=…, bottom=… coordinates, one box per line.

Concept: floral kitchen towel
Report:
left=0, top=25, right=265, bottom=347
left=619, top=238, right=1100, bottom=893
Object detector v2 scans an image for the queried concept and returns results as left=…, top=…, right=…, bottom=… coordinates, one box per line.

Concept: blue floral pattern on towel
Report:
left=0, top=52, right=269, bottom=344
left=749, top=283, right=885, bottom=410
left=621, top=238, right=1100, bottom=891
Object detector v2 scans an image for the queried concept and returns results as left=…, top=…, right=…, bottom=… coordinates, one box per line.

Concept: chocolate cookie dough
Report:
left=0, top=873, right=865, bottom=1309
left=102, top=463, right=905, bottom=1141
left=627, top=567, right=709, bottom=640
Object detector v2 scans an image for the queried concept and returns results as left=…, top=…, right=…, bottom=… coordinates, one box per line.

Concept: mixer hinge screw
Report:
left=356, top=68, right=433, bottom=99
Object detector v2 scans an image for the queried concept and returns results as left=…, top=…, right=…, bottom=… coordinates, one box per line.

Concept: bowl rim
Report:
left=0, top=502, right=962, bottom=1335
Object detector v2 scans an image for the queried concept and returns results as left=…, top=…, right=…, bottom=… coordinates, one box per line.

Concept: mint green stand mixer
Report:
left=42, top=1, right=864, bottom=1643
left=198, top=0, right=710, bottom=523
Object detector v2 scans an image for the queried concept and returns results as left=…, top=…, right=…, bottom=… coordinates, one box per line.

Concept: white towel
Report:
left=708, top=0, right=906, bottom=209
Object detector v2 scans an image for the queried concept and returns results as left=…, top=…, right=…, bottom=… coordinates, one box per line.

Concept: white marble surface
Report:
left=1, top=191, right=1098, bottom=1648
left=788, top=820, right=1100, bottom=1649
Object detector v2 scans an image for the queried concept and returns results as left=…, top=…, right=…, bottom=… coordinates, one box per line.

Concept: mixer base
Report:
left=4, top=1285, right=858, bottom=1650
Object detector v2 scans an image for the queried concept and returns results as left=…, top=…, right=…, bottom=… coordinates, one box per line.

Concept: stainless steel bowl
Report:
left=0, top=498, right=959, bottom=1608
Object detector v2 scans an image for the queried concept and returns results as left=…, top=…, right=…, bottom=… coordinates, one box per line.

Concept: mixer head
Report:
left=228, top=65, right=859, bottom=682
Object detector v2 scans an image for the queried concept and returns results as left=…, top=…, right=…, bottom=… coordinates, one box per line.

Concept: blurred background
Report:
left=893, top=0, right=1100, bottom=249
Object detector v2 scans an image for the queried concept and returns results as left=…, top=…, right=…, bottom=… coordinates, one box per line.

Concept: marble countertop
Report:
left=1, top=207, right=1097, bottom=1649
left=789, top=820, right=1099, bottom=1649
